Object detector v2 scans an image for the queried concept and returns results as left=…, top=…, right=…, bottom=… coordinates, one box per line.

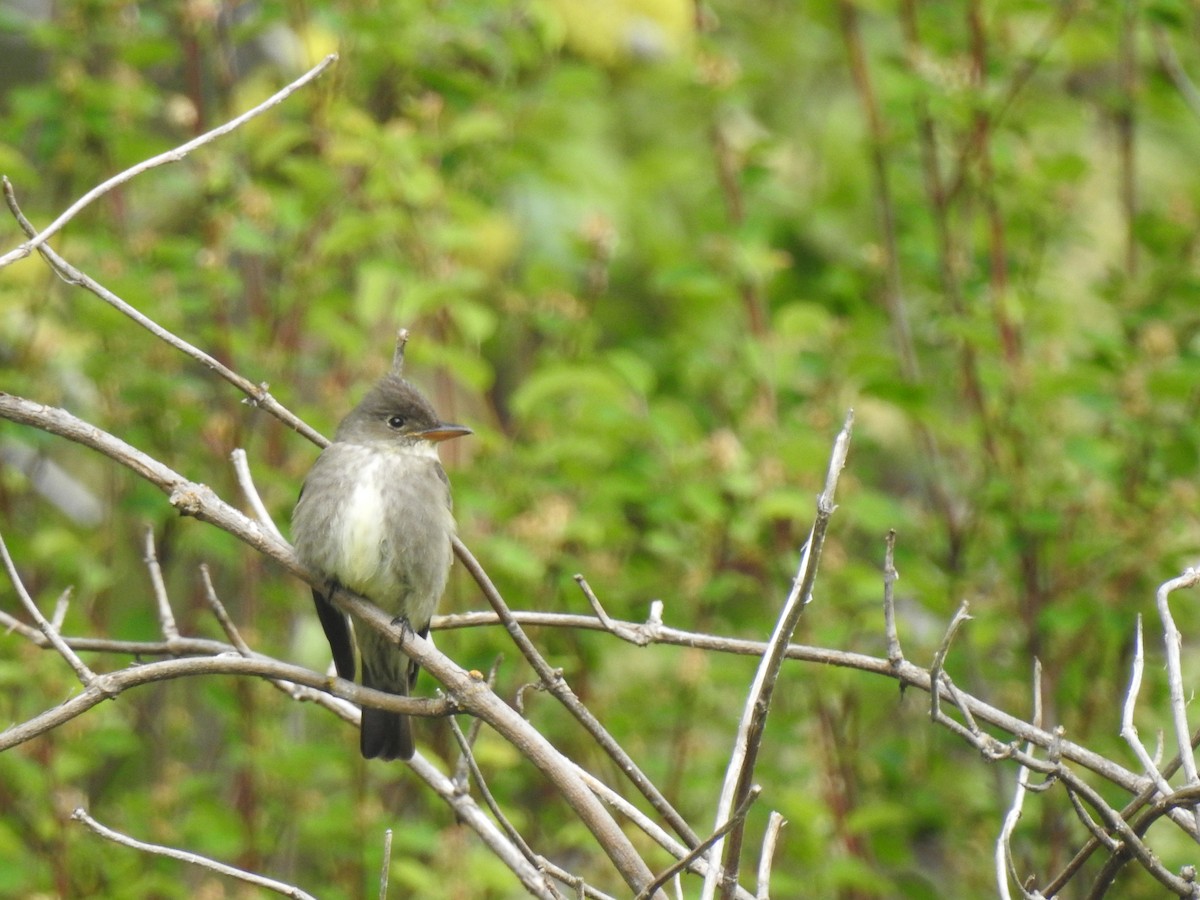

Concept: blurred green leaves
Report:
left=3, top=0, right=1200, bottom=896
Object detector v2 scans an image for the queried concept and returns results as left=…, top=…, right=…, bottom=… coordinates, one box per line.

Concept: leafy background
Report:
left=3, top=0, right=1200, bottom=896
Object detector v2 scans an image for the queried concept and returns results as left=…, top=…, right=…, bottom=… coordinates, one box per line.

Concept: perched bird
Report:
left=291, top=335, right=470, bottom=760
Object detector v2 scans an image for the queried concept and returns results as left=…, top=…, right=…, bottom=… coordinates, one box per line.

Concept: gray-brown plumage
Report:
left=292, top=346, right=469, bottom=760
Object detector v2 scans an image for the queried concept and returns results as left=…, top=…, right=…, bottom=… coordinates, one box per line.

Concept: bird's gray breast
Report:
left=292, top=441, right=455, bottom=624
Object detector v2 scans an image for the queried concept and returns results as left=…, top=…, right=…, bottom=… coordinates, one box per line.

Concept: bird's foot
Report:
left=391, top=615, right=414, bottom=645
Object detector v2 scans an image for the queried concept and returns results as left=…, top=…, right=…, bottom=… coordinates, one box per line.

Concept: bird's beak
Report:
left=418, top=424, right=472, bottom=443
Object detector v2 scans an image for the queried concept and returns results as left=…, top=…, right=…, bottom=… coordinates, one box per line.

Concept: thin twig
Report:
left=0, top=55, right=338, bottom=270
left=882, top=529, right=903, bottom=667
left=575, top=574, right=649, bottom=645
left=1065, top=787, right=1119, bottom=852
left=2, top=183, right=325, bottom=447
left=72, top=807, right=318, bottom=899
left=1156, top=568, right=1200, bottom=832
left=0, top=651, right=450, bottom=753
left=447, top=718, right=551, bottom=883
left=638, top=787, right=762, bottom=900
left=454, top=534, right=698, bottom=851
left=929, top=600, right=972, bottom=722
left=571, top=767, right=756, bottom=900
left=379, top=829, right=392, bottom=900
left=996, top=659, right=1042, bottom=900
left=705, top=410, right=854, bottom=900
left=1121, top=615, right=1174, bottom=799
left=143, top=527, right=179, bottom=642
left=1153, top=25, right=1200, bottom=122
left=50, top=587, right=72, bottom=631
left=231, top=448, right=286, bottom=543
left=200, top=565, right=254, bottom=657
left=754, top=812, right=786, bottom=900
left=0, top=528, right=97, bottom=684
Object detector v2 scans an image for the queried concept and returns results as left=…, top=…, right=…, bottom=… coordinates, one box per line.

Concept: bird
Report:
left=291, top=334, right=470, bottom=760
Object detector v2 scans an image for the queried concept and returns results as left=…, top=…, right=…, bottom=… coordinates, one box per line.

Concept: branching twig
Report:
left=72, top=807, right=318, bottom=900
left=1156, top=568, right=1200, bottom=832
left=454, top=534, right=698, bottom=853
left=638, top=787, right=762, bottom=900
left=705, top=410, right=853, bottom=900
left=996, top=659, right=1042, bottom=900
left=448, top=717, right=561, bottom=895
left=2, top=183, right=325, bottom=446
left=0, top=528, right=98, bottom=685
left=0, top=55, right=337, bottom=270
left=929, top=600, right=972, bottom=723
left=1121, top=615, right=1174, bottom=799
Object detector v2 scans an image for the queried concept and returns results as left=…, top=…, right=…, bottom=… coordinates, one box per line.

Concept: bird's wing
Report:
left=312, top=587, right=356, bottom=681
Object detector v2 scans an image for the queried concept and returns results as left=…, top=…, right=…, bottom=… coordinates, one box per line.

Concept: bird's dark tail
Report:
left=360, top=706, right=413, bottom=761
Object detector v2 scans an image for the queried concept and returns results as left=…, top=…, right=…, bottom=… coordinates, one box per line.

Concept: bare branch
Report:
left=575, top=573, right=649, bottom=645
left=231, top=448, right=286, bottom=543
left=2, top=185, right=326, bottom=447
left=1152, top=25, right=1200, bottom=124
left=199, top=565, right=254, bottom=657
left=882, top=529, right=903, bottom=667
left=379, top=829, right=393, bottom=900
left=929, top=600, right=971, bottom=723
left=706, top=410, right=853, bottom=900
left=73, top=807, right=317, bottom=899
left=0, top=650, right=451, bottom=753
left=142, top=527, right=179, bottom=642
left=50, top=587, right=72, bottom=632
left=454, top=535, right=699, bottom=850
left=755, top=811, right=786, bottom=900
left=404, top=752, right=566, bottom=898
left=1155, top=568, right=1200, bottom=832
left=0, top=527, right=98, bottom=685
left=996, top=659, right=1042, bottom=900
left=0, top=55, right=337, bottom=270
left=1121, top=615, right=1174, bottom=799
left=640, top=786, right=761, bottom=900
left=448, top=717, right=564, bottom=897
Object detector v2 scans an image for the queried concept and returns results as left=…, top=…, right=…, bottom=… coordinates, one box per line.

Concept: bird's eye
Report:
left=387, top=415, right=406, bottom=430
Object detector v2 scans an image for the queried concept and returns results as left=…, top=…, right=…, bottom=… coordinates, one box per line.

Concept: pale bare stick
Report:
left=0, top=54, right=337, bottom=270
left=575, top=574, right=649, bottom=645
left=143, top=527, right=179, bottom=642
left=72, top=807, right=317, bottom=900
left=231, top=448, right=286, bottom=543
left=882, top=529, right=903, bottom=666
left=996, top=658, right=1042, bottom=900
left=379, top=829, right=393, bottom=900
left=929, top=600, right=971, bottom=722
left=50, top=587, right=72, bottom=631
left=703, top=410, right=853, bottom=900
left=1121, top=615, right=1174, bottom=799
left=570, top=767, right=756, bottom=900
left=754, top=812, right=786, bottom=900
left=1155, top=567, right=1200, bottom=832
left=0, top=528, right=97, bottom=685
left=0, top=605, right=41, bottom=641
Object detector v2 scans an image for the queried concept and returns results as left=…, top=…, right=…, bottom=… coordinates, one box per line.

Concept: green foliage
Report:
left=3, top=0, right=1200, bottom=896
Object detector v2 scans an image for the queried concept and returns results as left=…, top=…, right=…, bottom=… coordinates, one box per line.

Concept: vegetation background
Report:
left=2, top=0, right=1200, bottom=896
